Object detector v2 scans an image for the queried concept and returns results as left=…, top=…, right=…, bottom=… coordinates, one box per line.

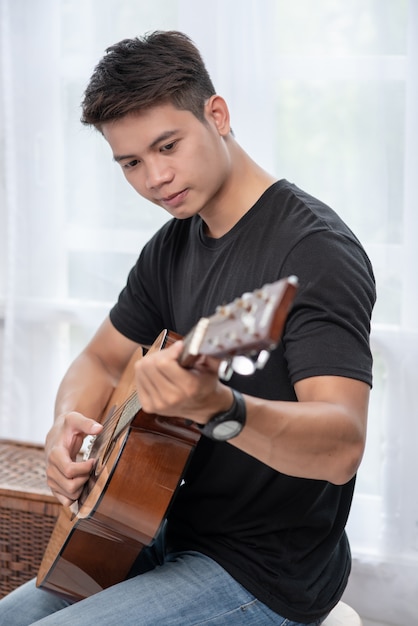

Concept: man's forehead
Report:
left=101, top=105, right=197, bottom=151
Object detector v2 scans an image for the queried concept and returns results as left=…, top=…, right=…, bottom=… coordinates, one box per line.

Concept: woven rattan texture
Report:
left=0, top=441, right=61, bottom=598
left=0, top=441, right=51, bottom=493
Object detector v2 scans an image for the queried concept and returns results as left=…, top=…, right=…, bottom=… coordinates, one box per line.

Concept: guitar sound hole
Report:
left=94, top=437, right=116, bottom=476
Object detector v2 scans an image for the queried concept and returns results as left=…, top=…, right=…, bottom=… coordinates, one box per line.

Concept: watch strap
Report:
left=198, top=389, right=246, bottom=441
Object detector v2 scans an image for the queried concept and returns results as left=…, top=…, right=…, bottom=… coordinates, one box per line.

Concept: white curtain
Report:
left=0, top=1, right=415, bottom=623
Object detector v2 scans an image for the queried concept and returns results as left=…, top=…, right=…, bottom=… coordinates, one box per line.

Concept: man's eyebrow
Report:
left=113, top=153, right=136, bottom=163
left=150, top=129, right=179, bottom=149
left=113, top=130, right=180, bottom=163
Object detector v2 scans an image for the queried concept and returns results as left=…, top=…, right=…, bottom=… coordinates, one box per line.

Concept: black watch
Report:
left=198, top=389, right=246, bottom=441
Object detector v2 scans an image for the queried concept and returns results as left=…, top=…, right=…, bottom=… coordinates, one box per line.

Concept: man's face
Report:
left=101, top=99, right=231, bottom=221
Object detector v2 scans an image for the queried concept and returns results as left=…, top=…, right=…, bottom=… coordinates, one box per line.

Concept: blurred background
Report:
left=0, top=1, right=416, bottom=623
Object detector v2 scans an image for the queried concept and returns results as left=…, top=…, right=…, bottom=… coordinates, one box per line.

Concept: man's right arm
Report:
left=45, top=316, right=141, bottom=506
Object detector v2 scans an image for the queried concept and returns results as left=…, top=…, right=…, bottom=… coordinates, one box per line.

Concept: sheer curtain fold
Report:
left=1, top=0, right=27, bottom=439
left=0, top=1, right=416, bottom=622
left=403, top=0, right=418, bottom=325
left=1, top=0, right=66, bottom=440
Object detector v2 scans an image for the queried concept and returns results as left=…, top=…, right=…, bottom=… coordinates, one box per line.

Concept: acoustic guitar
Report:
left=37, top=276, right=298, bottom=601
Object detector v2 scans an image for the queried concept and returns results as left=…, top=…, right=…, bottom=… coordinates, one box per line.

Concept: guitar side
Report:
left=37, top=331, right=200, bottom=601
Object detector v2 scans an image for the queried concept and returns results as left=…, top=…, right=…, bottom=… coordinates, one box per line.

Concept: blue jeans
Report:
left=0, top=532, right=327, bottom=625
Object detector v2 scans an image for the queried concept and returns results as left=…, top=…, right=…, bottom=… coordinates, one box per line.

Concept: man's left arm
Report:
left=232, top=375, right=369, bottom=485
left=134, top=340, right=369, bottom=485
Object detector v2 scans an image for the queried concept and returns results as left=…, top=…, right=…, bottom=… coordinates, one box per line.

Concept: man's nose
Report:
left=145, top=159, right=174, bottom=189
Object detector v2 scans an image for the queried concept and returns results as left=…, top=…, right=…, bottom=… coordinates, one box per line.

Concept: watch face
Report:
left=212, top=419, right=243, bottom=441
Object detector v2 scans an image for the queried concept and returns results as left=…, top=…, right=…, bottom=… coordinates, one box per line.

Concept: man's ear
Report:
left=204, top=95, right=231, bottom=136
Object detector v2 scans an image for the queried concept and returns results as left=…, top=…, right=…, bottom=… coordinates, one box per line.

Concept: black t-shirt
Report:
left=110, top=180, right=376, bottom=622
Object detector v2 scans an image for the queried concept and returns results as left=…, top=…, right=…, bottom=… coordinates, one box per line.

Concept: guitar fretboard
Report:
left=112, top=393, right=141, bottom=440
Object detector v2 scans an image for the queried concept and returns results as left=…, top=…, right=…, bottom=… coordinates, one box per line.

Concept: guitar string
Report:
left=91, top=390, right=139, bottom=454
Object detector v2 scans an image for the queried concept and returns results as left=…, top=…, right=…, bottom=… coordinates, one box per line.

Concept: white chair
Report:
left=322, top=601, right=363, bottom=625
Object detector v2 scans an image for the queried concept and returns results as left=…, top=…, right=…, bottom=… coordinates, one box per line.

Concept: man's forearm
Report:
left=54, top=351, right=117, bottom=422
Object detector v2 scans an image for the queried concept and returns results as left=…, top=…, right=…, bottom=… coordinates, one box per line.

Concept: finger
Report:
left=47, top=455, right=95, bottom=503
left=55, top=494, right=75, bottom=508
left=50, top=413, right=103, bottom=461
left=61, top=412, right=103, bottom=440
left=167, top=339, right=185, bottom=357
left=134, top=349, right=176, bottom=405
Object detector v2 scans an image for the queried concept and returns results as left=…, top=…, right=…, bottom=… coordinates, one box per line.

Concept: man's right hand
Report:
left=45, top=411, right=103, bottom=507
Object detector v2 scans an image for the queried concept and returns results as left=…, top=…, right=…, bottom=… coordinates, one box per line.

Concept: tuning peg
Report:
left=218, top=358, right=234, bottom=381
left=230, top=355, right=256, bottom=376
left=254, top=350, right=270, bottom=370
left=219, top=350, right=271, bottom=378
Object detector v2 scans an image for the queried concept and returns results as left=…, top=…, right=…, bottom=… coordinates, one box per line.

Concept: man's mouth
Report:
left=160, top=188, right=189, bottom=208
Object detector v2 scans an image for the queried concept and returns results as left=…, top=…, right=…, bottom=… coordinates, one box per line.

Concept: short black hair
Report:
left=81, top=30, right=216, bottom=129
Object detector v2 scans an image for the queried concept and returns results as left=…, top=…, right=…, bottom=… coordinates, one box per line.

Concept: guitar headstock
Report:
left=179, top=276, right=298, bottom=376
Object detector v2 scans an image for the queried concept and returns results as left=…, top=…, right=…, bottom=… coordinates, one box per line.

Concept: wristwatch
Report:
left=198, top=389, right=246, bottom=441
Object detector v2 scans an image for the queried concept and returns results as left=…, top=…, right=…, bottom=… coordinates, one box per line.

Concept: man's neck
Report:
left=201, top=145, right=277, bottom=239
left=200, top=137, right=277, bottom=239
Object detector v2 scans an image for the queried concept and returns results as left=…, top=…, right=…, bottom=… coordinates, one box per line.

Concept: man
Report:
left=0, top=31, right=375, bottom=625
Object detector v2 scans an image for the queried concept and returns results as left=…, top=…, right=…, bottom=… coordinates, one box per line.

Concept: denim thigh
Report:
left=0, top=550, right=326, bottom=626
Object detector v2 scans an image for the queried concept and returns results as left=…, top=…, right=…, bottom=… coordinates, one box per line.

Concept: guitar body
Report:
left=37, top=330, right=200, bottom=601
left=37, top=276, right=298, bottom=601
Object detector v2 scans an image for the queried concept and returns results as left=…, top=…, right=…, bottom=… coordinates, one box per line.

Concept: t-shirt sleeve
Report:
left=281, top=230, right=376, bottom=387
left=109, top=233, right=168, bottom=346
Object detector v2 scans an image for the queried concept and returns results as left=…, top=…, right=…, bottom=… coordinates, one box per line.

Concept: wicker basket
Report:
left=0, top=440, right=61, bottom=598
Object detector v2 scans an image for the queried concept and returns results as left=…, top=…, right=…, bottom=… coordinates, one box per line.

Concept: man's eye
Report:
left=161, top=141, right=176, bottom=152
left=123, top=159, right=139, bottom=169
